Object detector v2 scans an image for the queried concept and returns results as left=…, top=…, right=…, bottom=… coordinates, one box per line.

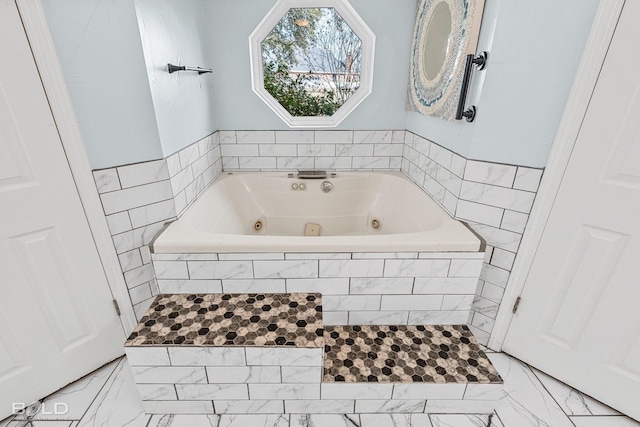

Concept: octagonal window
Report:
left=249, top=0, right=375, bottom=127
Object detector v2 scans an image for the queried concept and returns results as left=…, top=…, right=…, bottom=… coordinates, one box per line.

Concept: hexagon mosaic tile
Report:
left=125, top=293, right=324, bottom=348
left=323, top=325, right=502, bottom=384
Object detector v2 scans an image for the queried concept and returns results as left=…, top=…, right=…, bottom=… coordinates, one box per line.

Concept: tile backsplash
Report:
left=92, top=129, right=542, bottom=345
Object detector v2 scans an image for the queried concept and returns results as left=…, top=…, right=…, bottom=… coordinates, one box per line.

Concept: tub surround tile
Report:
left=125, top=293, right=323, bottom=348
left=106, top=211, right=133, bottom=235
left=347, top=310, right=409, bottom=326
left=93, top=168, right=121, bottom=193
left=463, top=161, right=517, bottom=188
left=117, top=160, right=169, bottom=189
left=100, top=180, right=173, bottom=215
left=214, top=400, right=284, bottom=414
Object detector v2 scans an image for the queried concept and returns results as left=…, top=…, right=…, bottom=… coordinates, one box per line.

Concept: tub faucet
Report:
left=321, top=180, right=333, bottom=193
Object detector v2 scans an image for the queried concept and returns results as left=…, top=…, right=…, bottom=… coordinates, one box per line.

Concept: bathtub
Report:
left=152, top=171, right=481, bottom=253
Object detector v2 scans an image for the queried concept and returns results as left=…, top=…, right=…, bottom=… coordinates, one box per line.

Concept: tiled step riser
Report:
left=125, top=294, right=503, bottom=416
left=152, top=252, right=485, bottom=325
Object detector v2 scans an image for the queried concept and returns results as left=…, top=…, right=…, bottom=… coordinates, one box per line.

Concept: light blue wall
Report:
left=42, top=0, right=163, bottom=170
left=206, top=0, right=416, bottom=130
left=407, top=0, right=600, bottom=168
left=44, top=0, right=599, bottom=170
left=135, top=0, right=217, bottom=157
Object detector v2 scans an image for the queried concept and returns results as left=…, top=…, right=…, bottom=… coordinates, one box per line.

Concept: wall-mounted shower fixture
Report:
left=455, top=51, right=488, bottom=123
left=167, top=63, right=212, bottom=74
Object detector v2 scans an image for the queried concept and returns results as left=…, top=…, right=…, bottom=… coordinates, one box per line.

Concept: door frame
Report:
left=488, top=0, right=625, bottom=350
left=14, top=0, right=137, bottom=333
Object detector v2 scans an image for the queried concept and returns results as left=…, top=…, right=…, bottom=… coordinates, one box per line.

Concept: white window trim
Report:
left=16, top=0, right=138, bottom=334
left=248, top=0, right=376, bottom=128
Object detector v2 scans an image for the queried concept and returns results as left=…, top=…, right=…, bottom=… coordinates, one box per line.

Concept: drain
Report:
left=371, top=218, right=382, bottom=231
left=253, top=220, right=264, bottom=233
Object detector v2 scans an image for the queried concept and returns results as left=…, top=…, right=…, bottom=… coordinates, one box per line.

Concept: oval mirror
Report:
left=249, top=0, right=375, bottom=128
left=422, top=2, right=452, bottom=82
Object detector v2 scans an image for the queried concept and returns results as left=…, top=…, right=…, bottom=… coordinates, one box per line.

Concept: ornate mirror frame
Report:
left=407, top=0, right=485, bottom=121
left=249, top=0, right=375, bottom=128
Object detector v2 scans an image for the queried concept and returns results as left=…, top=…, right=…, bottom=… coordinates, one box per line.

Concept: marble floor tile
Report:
left=530, top=368, right=620, bottom=416
left=488, top=353, right=574, bottom=427
left=570, top=416, right=640, bottom=427
left=430, top=414, right=490, bottom=427
left=31, top=359, right=120, bottom=421
left=360, top=413, right=432, bottom=427
left=2, top=422, right=73, bottom=427
left=218, top=414, right=290, bottom=427
left=76, top=359, right=150, bottom=427
left=291, top=414, right=361, bottom=427
left=147, top=414, right=220, bottom=426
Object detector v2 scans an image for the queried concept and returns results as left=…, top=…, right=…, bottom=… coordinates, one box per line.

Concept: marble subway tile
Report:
left=348, top=310, right=409, bottom=325
left=152, top=260, right=189, bottom=280
left=429, top=414, right=493, bottom=425
left=213, top=400, right=284, bottom=414
left=425, top=399, right=496, bottom=414
left=218, top=131, right=237, bottom=144
left=157, top=279, right=222, bottom=294
left=187, top=261, right=253, bottom=280
left=275, top=130, right=314, bottom=144
left=413, top=277, right=479, bottom=294
left=467, top=223, right=522, bottom=253
left=258, top=144, right=297, bottom=156
left=314, top=156, right=353, bottom=169
left=315, top=130, right=353, bottom=144
left=170, top=166, right=195, bottom=195
left=106, top=211, right=132, bottom=235
left=391, top=130, right=406, bottom=144
left=176, top=384, right=248, bottom=400
left=168, top=347, right=246, bottom=366
left=464, top=161, right=517, bottom=188
left=298, top=144, right=335, bottom=156
left=407, top=310, right=470, bottom=324
left=253, top=260, right=318, bottom=279
left=463, top=384, right=505, bottom=401
left=460, top=181, right=535, bottom=214
left=125, top=347, right=170, bottom=366
left=236, top=130, right=275, bottom=144
left=129, top=283, right=152, bottom=305
left=93, top=168, right=121, bottom=193
left=100, top=180, right=173, bottom=215
left=220, top=144, right=259, bottom=157
left=500, top=210, right=529, bottom=234
left=374, top=144, right=404, bottom=157
left=456, top=200, right=504, bottom=228
left=349, top=277, right=414, bottom=294
left=354, top=130, right=393, bottom=144
left=441, top=295, right=475, bottom=311
left=131, top=366, right=207, bottom=384
left=323, top=295, right=381, bottom=311
left=285, top=278, right=349, bottom=294
left=384, top=259, right=450, bottom=278
left=513, top=167, right=543, bottom=192
left=118, top=249, right=143, bottom=273
left=222, top=279, right=286, bottom=293
left=124, top=263, right=156, bottom=289
left=178, top=144, right=201, bottom=168
left=166, top=153, right=182, bottom=178
left=281, top=366, right=322, bottom=383
left=322, top=311, right=349, bottom=325
left=449, top=258, right=484, bottom=278
left=245, top=348, right=323, bottom=367
left=355, top=399, right=426, bottom=413
left=321, top=383, right=392, bottom=400
left=319, top=259, right=384, bottom=278
left=205, top=366, right=281, bottom=384
left=248, top=383, right=320, bottom=400
left=490, top=248, right=516, bottom=271
left=286, top=399, right=355, bottom=414
left=480, top=264, right=510, bottom=288
left=117, top=160, right=169, bottom=189
left=136, top=383, right=177, bottom=401
left=392, top=383, right=466, bottom=400
left=276, top=156, right=314, bottom=169
left=352, top=156, right=391, bottom=169
left=147, top=414, right=220, bottom=426
left=380, top=295, right=443, bottom=311
left=335, top=140, right=373, bottom=155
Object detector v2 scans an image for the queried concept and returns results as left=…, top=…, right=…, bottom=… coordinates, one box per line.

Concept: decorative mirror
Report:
left=407, top=0, right=485, bottom=121
left=249, top=0, right=375, bottom=128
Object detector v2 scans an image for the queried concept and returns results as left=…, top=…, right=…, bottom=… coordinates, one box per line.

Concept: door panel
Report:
left=0, top=0, right=125, bottom=418
left=503, top=1, right=640, bottom=421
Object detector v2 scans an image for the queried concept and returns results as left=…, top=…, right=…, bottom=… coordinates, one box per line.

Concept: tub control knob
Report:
left=321, top=180, right=333, bottom=193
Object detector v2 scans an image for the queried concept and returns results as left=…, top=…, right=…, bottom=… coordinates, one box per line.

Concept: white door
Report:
left=0, top=0, right=125, bottom=419
left=503, top=1, right=640, bottom=421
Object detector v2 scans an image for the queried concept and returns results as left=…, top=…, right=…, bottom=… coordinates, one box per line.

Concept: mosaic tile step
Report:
left=323, top=325, right=502, bottom=384
left=125, top=293, right=323, bottom=348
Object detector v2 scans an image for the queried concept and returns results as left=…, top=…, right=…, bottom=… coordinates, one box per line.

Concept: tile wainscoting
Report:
left=91, top=129, right=542, bottom=345
left=92, top=132, right=222, bottom=320
left=401, top=132, right=543, bottom=344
